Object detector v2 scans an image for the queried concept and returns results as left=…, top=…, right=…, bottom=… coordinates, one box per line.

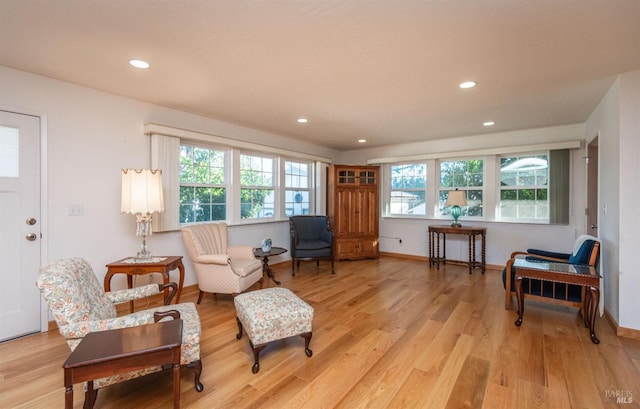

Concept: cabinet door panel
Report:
left=358, top=239, right=378, bottom=258
left=336, top=190, right=357, bottom=235
left=335, top=239, right=360, bottom=259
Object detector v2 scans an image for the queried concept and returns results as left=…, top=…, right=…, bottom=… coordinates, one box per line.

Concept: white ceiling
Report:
left=1, top=1, right=639, bottom=150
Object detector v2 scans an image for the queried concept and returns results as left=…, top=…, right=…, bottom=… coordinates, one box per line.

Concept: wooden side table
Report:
left=428, top=225, right=486, bottom=274
left=62, top=319, right=183, bottom=409
left=105, top=256, right=185, bottom=312
left=254, top=246, right=287, bottom=285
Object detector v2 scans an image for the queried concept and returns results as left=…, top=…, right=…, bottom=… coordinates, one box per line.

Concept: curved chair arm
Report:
left=154, top=309, right=181, bottom=322
left=507, top=251, right=569, bottom=264
left=194, top=254, right=231, bottom=265
left=158, top=282, right=178, bottom=305
left=59, top=311, right=161, bottom=340
left=106, top=283, right=162, bottom=305
left=228, top=245, right=256, bottom=260
left=525, top=248, right=571, bottom=260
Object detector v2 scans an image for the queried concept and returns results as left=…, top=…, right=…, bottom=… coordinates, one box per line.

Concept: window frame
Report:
left=178, top=143, right=230, bottom=224
left=177, top=142, right=318, bottom=226
left=282, top=157, right=314, bottom=217
left=497, top=151, right=550, bottom=223
left=386, top=162, right=428, bottom=217
left=437, top=158, right=485, bottom=220
left=381, top=150, right=571, bottom=225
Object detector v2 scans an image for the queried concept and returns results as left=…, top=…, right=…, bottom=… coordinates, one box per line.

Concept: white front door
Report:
left=0, top=110, right=42, bottom=342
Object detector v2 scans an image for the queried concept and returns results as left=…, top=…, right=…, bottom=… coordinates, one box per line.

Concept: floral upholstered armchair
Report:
left=36, top=257, right=204, bottom=397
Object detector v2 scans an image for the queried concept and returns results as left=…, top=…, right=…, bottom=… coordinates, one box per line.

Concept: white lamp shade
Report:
left=445, top=189, right=467, bottom=207
left=121, top=169, right=164, bottom=214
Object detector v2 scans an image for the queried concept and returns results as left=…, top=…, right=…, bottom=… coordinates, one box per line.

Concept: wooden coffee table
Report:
left=62, top=319, right=183, bottom=409
left=513, top=258, right=601, bottom=344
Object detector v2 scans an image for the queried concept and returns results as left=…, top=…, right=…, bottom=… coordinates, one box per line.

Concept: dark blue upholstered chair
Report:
left=289, top=216, right=335, bottom=276
left=503, top=235, right=600, bottom=310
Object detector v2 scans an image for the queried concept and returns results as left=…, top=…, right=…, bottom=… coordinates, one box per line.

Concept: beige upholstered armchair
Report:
left=181, top=223, right=263, bottom=303
left=36, top=257, right=203, bottom=405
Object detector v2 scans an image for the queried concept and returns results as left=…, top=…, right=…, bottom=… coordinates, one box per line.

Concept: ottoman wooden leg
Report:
left=250, top=342, right=268, bottom=374
left=235, top=317, right=243, bottom=339
left=301, top=332, right=313, bottom=357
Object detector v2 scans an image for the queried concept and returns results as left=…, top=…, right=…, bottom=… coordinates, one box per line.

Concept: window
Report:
left=240, top=153, right=275, bottom=219
left=179, top=145, right=227, bottom=223
left=499, top=153, right=549, bottom=221
left=389, top=163, right=426, bottom=215
left=439, top=159, right=483, bottom=217
left=284, top=159, right=311, bottom=216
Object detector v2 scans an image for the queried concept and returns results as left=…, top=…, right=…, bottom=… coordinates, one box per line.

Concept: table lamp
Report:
left=445, top=189, right=467, bottom=227
left=121, top=169, right=164, bottom=260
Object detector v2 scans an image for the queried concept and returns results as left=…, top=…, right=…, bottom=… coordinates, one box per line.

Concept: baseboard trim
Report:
left=604, top=309, right=640, bottom=341
left=379, top=251, right=502, bottom=271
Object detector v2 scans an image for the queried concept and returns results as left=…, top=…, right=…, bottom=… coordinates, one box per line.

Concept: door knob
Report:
left=590, top=224, right=598, bottom=229
left=26, top=217, right=37, bottom=225
left=26, top=233, right=37, bottom=241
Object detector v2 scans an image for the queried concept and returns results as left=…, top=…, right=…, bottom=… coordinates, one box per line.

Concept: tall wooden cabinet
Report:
left=327, top=165, right=379, bottom=260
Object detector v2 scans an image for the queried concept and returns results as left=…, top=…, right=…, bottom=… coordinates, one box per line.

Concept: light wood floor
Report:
left=2, top=257, right=640, bottom=409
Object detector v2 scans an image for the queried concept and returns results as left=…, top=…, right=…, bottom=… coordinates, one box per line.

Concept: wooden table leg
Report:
left=514, top=276, right=524, bottom=326
left=467, top=234, right=473, bottom=274
left=127, top=275, right=135, bottom=312
left=173, top=362, right=181, bottom=409
left=442, top=233, right=446, bottom=265
left=64, top=385, right=73, bottom=409
left=84, top=380, right=95, bottom=409
left=428, top=231, right=433, bottom=267
left=481, top=231, right=486, bottom=273
left=588, top=286, right=600, bottom=344
left=175, top=261, right=185, bottom=303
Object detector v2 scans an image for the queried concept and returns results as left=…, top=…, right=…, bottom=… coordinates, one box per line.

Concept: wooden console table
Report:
left=513, top=258, right=600, bottom=344
left=62, top=319, right=183, bottom=409
left=105, top=256, right=185, bottom=312
left=428, top=225, right=486, bottom=274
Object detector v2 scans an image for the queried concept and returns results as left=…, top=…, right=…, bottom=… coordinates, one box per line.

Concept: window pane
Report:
left=390, top=190, right=426, bottom=215
left=499, top=153, right=549, bottom=221
left=179, top=145, right=227, bottom=223
left=241, top=188, right=274, bottom=219
left=179, top=186, right=226, bottom=223
left=241, top=154, right=273, bottom=187
left=285, top=160, right=311, bottom=216
left=389, top=163, right=427, bottom=216
left=285, top=190, right=310, bottom=216
left=439, top=159, right=483, bottom=216
left=0, top=126, right=19, bottom=177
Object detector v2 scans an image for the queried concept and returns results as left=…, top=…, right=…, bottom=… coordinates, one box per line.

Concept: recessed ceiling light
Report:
left=459, top=81, right=476, bottom=89
left=129, top=59, right=150, bottom=69
left=483, top=121, right=495, bottom=126
left=358, top=139, right=367, bottom=143
left=297, top=118, right=308, bottom=123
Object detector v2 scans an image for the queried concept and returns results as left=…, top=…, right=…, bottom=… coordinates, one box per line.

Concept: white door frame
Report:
left=1, top=104, right=49, bottom=333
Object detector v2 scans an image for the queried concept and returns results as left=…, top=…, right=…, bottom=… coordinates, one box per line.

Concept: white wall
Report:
left=585, top=69, right=640, bottom=331
left=618, top=71, right=640, bottom=330
left=0, top=66, right=339, bottom=293
left=585, top=78, right=621, bottom=322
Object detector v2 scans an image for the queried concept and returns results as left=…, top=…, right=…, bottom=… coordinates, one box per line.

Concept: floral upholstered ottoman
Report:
left=234, top=287, right=313, bottom=373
